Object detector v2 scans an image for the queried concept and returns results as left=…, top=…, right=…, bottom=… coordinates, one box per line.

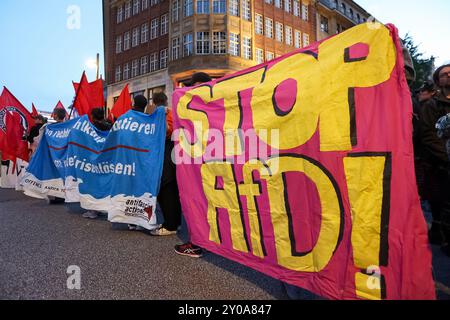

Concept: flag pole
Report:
left=69, top=71, right=85, bottom=120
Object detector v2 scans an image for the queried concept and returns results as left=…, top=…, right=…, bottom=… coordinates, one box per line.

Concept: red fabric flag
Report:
left=72, top=72, right=105, bottom=117
left=31, top=103, right=39, bottom=118
left=0, top=87, right=35, bottom=135
left=1, top=111, right=29, bottom=163
left=51, top=101, right=69, bottom=120
left=110, top=84, right=132, bottom=119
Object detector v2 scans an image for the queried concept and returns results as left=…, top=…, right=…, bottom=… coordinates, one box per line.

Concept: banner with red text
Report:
left=173, top=23, right=435, bottom=300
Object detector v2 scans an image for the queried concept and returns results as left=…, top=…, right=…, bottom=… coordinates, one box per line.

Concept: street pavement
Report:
left=0, top=189, right=448, bottom=300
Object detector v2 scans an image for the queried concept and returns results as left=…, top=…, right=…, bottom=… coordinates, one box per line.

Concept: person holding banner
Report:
left=150, top=92, right=182, bottom=236
left=174, top=72, right=212, bottom=258
left=420, top=64, right=450, bottom=255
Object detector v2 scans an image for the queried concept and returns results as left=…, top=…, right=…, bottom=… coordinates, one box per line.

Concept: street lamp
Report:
left=85, top=53, right=100, bottom=80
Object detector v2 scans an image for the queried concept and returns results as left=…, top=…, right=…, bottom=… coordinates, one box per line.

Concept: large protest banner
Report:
left=21, top=109, right=166, bottom=230
left=173, top=23, right=436, bottom=300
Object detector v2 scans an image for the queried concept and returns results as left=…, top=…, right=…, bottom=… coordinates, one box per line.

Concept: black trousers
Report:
left=158, top=180, right=182, bottom=231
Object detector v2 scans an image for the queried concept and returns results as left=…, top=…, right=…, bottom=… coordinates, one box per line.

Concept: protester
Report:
left=174, top=72, right=212, bottom=258
left=418, top=81, right=436, bottom=103
left=419, top=64, right=450, bottom=254
left=150, top=92, right=182, bottom=236
left=90, top=107, right=113, bottom=131
left=82, top=108, right=112, bottom=219
left=28, top=115, right=47, bottom=155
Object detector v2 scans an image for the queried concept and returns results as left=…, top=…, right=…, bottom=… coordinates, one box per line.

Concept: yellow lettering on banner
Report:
left=177, top=69, right=265, bottom=158
left=177, top=86, right=212, bottom=158
left=262, top=156, right=342, bottom=272
left=239, top=161, right=267, bottom=258
left=251, top=23, right=396, bottom=151
left=344, top=154, right=389, bottom=300
left=213, top=69, right=266, bottom=156
left=200, top=162, right=249, bottom=253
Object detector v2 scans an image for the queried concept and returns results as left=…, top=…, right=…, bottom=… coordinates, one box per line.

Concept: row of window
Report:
left=264, top=0, right=309, bottom=20
left=171, top=0, right=251, bottom=22
left=333, top=0, right=366, bottom=24
left=255, top=14, right=310, bottom=46
left=171, top=32, right=252, bottom=59
left=116, top=15, right=168, bottom=54
left=117, top=0, right=164, bottom=24
left=115, top=49, right=168, bottom=82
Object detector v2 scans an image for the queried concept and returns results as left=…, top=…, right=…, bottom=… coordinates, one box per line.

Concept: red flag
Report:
left=1, top=111, right=29, bottom=163
left=0, top=87, right=35, bottom=135
left=73, top=72, right=105, bottom=117
left=111, top=84, right=132, bottom=119
left=52, top=100, right=69, bottom=120
left=31, top=103, right=39, bottom=118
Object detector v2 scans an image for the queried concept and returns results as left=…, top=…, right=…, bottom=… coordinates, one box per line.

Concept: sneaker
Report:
left=150, top=227, right=177, bottom=236
left=128, top=224, right=138, bottom=231
left=174, top=242, right=203, bottom=258
left=82, top=211, right=99, bottom=219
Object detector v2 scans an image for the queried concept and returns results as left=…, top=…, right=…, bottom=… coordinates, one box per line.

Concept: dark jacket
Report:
left=92, top=120, right=113, bottom=131
left=419, top=91, right=450, bottom=166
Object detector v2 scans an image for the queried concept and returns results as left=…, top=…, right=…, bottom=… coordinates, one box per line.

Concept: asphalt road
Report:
left=0, top=189, right=448, bottom=300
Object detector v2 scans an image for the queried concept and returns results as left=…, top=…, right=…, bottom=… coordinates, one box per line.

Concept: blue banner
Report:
left=21, top=109, right=166, bottom=230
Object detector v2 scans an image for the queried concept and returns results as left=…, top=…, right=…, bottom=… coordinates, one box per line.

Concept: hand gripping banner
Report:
left=21, top=109, right=166, bottom=230
left=173, top=23, right=436, bottom=300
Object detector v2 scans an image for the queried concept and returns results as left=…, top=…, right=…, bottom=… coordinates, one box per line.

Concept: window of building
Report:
left=172, top=0, right=180, bottom=22
left=275, top=22, right=283, bottom=42
left=132, top=59, right=139, bottom=77
left=151, top=0, right=159, bottom=5
left=302, top=4, right=308, bottom=21
left=293, top=0, right=300, bottom=16
left=172, top=37, right=180, bottom=60
left=275, top=0, right=282, bottom=8
left=132, top=27, right=140, bottom=47
left=243, top=36, right=252, bottom=60
left=125, top=1, right=132, bottom=19
left=151, top=19, right=159, bottom=39
left=265, top=0, right=273, bottom=4
left=184, top=0, right=194, bottom=17
left=266, top=51, right=274, bottom=61
left=123, top=63, right=130, bottom=80
left=229, top=32, right=240, bottom=56
left=320, top=16, right=329, bottom=33
left=255, top=14, right=263, bottom=35
left=213, top=32, right=226, bottom=54
left=196, top=32, right=210, bottom=54
left=150, top=52, right=159, bottom=72
left=256, top=48, right=264, bottom=64
left=213, top=0, right=226, bottom=13
left=303, top=33, right=310, bottom=46
left=142, top=0, right=149, bottom=10
left=141, top=56, right=148, bottom=74
left=124, top=32, right=131, bottom=50
left=117, top=6, right=123, bottom=24
left=133, top=0, right=140, bottom=15
left=160, top=49, right=168, bottom=69
left=141, top=23, right=149, bottom=43
left=285, top=0, right=291, bottom=13
left=116, top=35, right=122, bottom=53
left=197, top=0, right=210, bottom=14
left=294, top=29, right=301, bottom=48
left=265, top=17, right=273, bottom=38
left=243, top=0, right=251, bottom=20
left=183, top=33, right=193, bottom=57
left=356, top=13, right=361, bottom=23
left=229, top=0, right=239, bottom=17
left=349, top=8, right=354, bottom=19
left=115, top=65, right=121, bottom=82
left=285, top=26, right=292, bottom=45
left=341, top=3, right=346, bottom=13
left=161, top=14, right=168, bottom=35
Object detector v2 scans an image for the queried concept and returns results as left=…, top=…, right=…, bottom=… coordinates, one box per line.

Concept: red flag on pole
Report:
left=72, top=72, right=105, bottom=117
left=1, top=111, right=29, bottom=163
left=111, top=84, right=132, bottom=119
left=52, top=100, right=69, bottom=120
left=31, top=103, right=39, bottom=118
left=0, top=87, right=35, bottom=135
